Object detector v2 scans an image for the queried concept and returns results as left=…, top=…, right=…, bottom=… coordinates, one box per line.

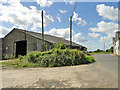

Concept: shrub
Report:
left=53, top=42, right=67, bottom=49
left=4, top=55, right=9, bottom=60
left=18, top=55, right=23, bottom=61
left=4, top=54, right=15, bottom=60
left=19, top=49, right=95, bottom=67
left=85, top=55, right=95, bottom=63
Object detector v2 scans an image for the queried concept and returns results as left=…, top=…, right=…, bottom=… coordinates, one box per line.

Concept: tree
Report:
left=96, top=49, right=101, bottom=52
left=106, top=46, right=113, bottom=53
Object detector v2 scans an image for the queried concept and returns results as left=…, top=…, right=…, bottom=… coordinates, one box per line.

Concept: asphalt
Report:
left=92, top=54, right=118, bottom=76
left=92, top=54, right=119, bottom=89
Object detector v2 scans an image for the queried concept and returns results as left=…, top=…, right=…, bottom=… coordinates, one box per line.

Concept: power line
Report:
left=71, top=1, right=78, bottom=17
left=72, top=22, right=87, bottom=35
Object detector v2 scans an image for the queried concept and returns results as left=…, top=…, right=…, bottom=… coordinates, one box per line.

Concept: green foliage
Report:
left=19, top=49, right=95, bottom=67
left=93, top=46, right=113, bottom=53
left=4, top=55, right=9, bottom=60
left=95, top=49, right=104, bottom=52
left=106, top=46, right=113, bottom=53
left=53, top=42, right=67, bottom=49
left=85, top=55, right=95, bottom=63
left=2, top=49, right=95, bottom=69
left=4, top=54, right=15, bottom=60
left=46, top=44, right=48, bottom=51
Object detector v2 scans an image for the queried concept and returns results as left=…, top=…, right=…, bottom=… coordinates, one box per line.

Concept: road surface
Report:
left=1, top=54, right=119, bottom=88
left=92, top=54, right=118, bottom=77
left=92, top=54, right=119, bottom=89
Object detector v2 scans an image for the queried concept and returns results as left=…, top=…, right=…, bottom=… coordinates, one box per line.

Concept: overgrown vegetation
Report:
left=19, top=49, right=95, bottom=67
left=2, top=42, right=95, bottom=69
left=53, top=42, right=68, bottom=49
left=4, top=54, right=15, bottom=60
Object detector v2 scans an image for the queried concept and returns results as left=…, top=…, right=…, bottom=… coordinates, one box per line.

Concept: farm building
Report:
left=0, top=38, right=2, bottom=60
left=113, top=31, right=120, bottom=56
left=1, top=28, right=87, bottom=59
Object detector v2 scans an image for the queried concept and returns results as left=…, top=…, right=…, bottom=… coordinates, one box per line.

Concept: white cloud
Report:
left=59, top=10, right=67, bottom=14
left=56, top=16, right=61, bottom=22
left=73, top=33, right=88, bottom=43
left=89, top=21, right=118, bottom=43
left=89, top=21, right=118, bottom=34
left=0, top=25, right=14, bottom=38
left=64, top=0, right=75, bottom=4
left=69, top=1, right=75, bottom=4
left=88, top=33, right=101, bottom=38
left=36, top=0, right=53, bottom=7
left=48, top=28, right=71, bottom=39
left=0, top=0, right=54, bottom=32
left=88, top=4, right=119, bottom=50
left=99, top=34, right=113, bottom=43
left=47, top=28, right=88, bottom=43
left=96, top=4, right=119, bottom=21
left=73, top=12, right=86, bottom=26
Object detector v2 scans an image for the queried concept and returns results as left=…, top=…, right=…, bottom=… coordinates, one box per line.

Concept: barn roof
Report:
left=13, top=28, right=87, bottom=48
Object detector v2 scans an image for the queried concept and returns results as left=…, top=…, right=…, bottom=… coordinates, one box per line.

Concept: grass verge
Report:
left=88, top=52, right=112, bottom=55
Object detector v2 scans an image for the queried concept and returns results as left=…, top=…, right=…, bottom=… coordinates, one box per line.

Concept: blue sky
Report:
left=0, top=0, right=119, bottom=51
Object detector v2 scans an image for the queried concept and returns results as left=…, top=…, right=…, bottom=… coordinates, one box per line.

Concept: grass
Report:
left=1, top=49, right=95, bottom=69
left=88, top=52, right=112, bottom=55
left=1, top=59, right=20, bottom=69
left=1, top=59, right=41, bottom=69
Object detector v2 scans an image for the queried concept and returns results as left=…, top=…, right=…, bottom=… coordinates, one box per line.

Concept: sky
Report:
left=0, top=0, right=119, bottom=51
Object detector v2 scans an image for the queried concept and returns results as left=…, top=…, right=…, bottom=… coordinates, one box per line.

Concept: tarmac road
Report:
left=92, top=54, right=119, bottom=89
left=92, top=54, right=118, bottom=77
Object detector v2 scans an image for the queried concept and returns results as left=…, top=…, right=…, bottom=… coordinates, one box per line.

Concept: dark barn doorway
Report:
left=16, top=41, right=27, bottom=57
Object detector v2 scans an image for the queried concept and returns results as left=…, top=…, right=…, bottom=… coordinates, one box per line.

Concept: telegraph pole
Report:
left=41, top=10, right=44, bottom=51
left=69, top=2, right=77, bottom=48
left=70, top=16, right=72, bottom=48
left=104, top=43, right=105, bottom=51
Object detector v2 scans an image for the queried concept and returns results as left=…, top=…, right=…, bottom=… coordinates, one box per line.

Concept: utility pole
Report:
left=41, top=10, right=44, bottom=51
left=70, top=16, right=72, bottom=48
left=69, top=2, right=77, bottom=48
left=104, top=43, right=105, bottom=51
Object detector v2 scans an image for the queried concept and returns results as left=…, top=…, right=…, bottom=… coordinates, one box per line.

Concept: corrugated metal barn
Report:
left=1, top=28, right=87, bottom=59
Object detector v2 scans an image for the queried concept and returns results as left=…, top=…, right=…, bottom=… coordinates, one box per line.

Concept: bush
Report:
left=85, top=55, right=95, bottom=63
left=4, top=55, right=9, bottom=60
left=20, top=49, right=95, bottom=67
left=106, top=46, right=113, bottom=53
left=4, top=54, right=15, bottom=60
left=53, top=42, right=67, bottom=49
